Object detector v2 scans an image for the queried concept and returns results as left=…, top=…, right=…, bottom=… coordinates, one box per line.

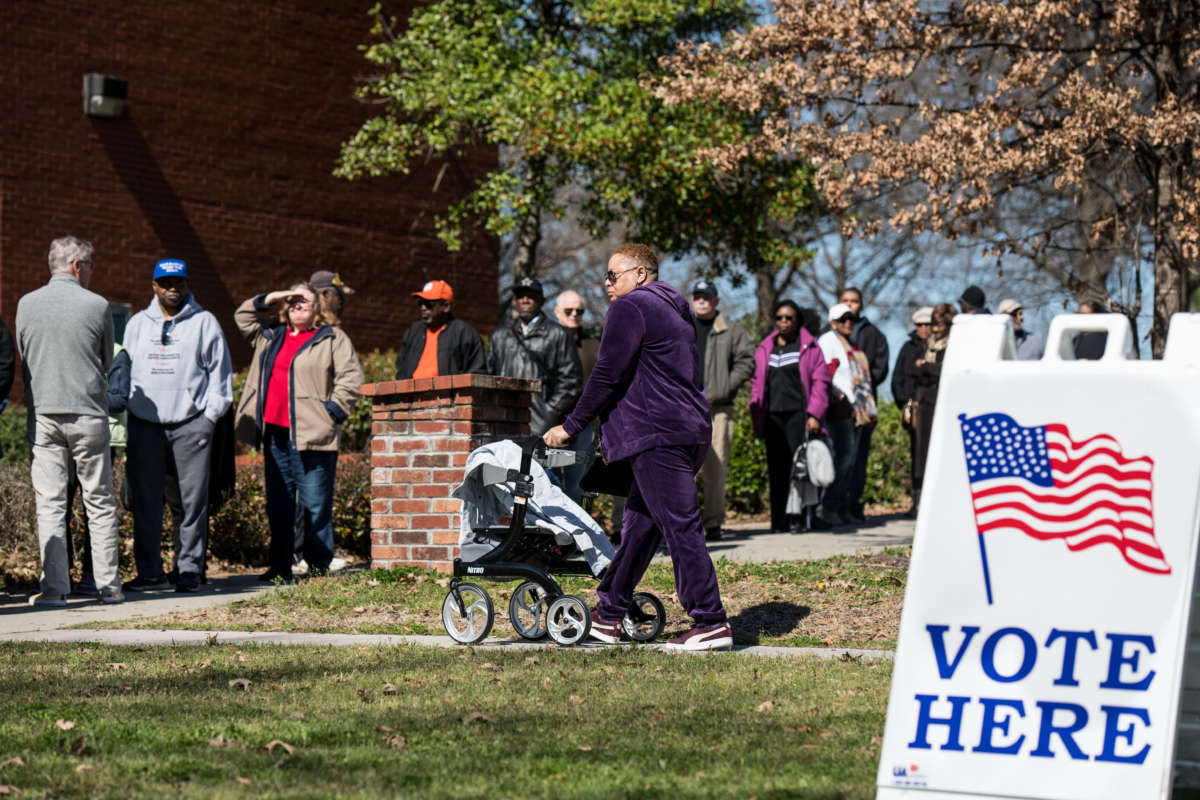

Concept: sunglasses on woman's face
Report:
left=775, top=314, right=795, bottom=321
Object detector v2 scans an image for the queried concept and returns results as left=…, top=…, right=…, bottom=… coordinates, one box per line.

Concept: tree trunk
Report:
left=751, top=253, right=777, bottom=327
left=1151, top=160, right=1186, bottom=359
left=499, top=209, right=542, bottom=322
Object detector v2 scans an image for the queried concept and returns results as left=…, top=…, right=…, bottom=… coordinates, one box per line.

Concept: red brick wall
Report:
left=0, top=0, right=498, bottom=394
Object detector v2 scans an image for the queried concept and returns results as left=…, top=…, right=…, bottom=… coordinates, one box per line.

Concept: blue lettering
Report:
left=909, top=694, right=970, bottom=751
left=1096, top=705, right=1151, bottom=764
left=1044, top=629, right=1098, bottom=687
left=1030, top=701, right=1089, bottom=760
left=981, top=627, right=1037, bottom=683
left=973, top=697, right=1026, bottom=754
left=1100, top=634, right=1156, bottom=691
left=926, top=625, right=980, bottom=679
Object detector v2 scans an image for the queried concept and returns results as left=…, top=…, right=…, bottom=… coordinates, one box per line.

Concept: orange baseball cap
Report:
left=412, top=280, right=453, bottom=302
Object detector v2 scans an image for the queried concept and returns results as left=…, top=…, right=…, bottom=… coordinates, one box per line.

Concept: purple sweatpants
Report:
left=595, top=444, right=727, bottom=626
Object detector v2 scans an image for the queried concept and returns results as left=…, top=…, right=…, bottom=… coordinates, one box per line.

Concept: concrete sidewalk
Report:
left=0, top=515, right=913, bottom=645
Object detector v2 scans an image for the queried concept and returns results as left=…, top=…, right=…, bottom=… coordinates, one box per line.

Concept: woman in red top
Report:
left=233, top=283, right=364, bottom=582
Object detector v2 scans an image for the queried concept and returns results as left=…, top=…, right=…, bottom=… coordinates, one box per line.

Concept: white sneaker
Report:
left=327, top=557, right=348, bottom=574
left=28, top=592, right=67, bottom=608
left=293, top=559, right=309, bottom=576
left=99, top=588, right=125, bottom=605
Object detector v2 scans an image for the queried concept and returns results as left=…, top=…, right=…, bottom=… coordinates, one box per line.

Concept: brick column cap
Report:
left=361, top=372, right=541, bottom=397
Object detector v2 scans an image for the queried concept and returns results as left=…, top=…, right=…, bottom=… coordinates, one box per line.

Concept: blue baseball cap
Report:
left=691, top=279, right=718, bottom=297
left=153, top=259, right=188, bottom=280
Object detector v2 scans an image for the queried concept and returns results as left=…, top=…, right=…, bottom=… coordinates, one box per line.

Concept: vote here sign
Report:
left=877, top=313, right=1200, bottom=800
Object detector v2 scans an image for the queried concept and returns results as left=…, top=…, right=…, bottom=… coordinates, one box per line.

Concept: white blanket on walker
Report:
left=451, top=440, right=614, bottom=576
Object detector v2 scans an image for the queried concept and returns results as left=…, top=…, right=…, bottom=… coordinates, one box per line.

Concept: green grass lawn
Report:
left=87, top=550, right=908, bottom=649
left=0, top=642, right=890, bottom=798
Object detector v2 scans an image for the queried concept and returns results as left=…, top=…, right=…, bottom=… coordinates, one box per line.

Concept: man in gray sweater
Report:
left=16, top=236, right=123, bottom=606
left=122, top=258, right=233, bottom=594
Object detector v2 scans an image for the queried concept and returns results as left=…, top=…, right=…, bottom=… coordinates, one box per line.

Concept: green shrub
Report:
left=208, top=455, right=372, bottom=565
left=0, top=405, right=28, bottom=464
left=861, top=402, right=912, bottom=507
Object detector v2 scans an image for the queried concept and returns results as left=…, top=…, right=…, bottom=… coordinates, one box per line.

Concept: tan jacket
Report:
left=233, top=295, right=364, bottom=451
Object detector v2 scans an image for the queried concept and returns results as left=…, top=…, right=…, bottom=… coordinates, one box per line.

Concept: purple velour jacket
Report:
left=748, top=327, right=831, bottom=438
left=563, top=281, right=712, bottom=462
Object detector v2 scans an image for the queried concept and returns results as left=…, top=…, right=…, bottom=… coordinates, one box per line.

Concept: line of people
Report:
left=13, top=236, right=365, bottom=606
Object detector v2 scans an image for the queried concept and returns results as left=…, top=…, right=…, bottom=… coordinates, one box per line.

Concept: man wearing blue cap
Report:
left=122, top=259, right=233, bottom=593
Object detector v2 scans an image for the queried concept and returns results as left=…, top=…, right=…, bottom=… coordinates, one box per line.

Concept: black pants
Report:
left=848, top=423, right=874, bottom=516
left=765, top=411, right=808, bottom=532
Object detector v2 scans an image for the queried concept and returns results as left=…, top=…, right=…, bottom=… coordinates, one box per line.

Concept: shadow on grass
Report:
left=729, top=601, right=811, bottom=644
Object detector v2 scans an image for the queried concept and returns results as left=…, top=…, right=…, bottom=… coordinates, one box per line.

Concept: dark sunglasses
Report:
left=561, top=308, right=584, bottom=317
left=417, top=299, right=444, bottom=309
left=775, top=314, right=796, bottom=321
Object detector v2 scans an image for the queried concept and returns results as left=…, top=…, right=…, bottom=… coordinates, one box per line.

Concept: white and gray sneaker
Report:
left=663, top=622, right=733, bottom=652
left=28, top=592, right=67, bottom=608
left=293, top=559, right=309, bottom=577
left=99, top=588, right=125, bottom=605
left=327, top=557, right=348, bottom=574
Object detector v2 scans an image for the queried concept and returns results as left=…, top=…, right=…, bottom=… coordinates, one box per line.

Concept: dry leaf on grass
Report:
left=0, top=759, right=22, bottom=770
left=357, top=689, right=377, bottom=704
left=54, top=720, right=75, bottom=731
left=0, top=785, right=20, bottom=795
left=577, top=745, right=592, bottom=751
left=382, top=683, right=398, bottom=695
left=268, top=683, right=286, bottom=692
left=74, top=764, right=97, bottom=774
left=461, top=712, right=491, bottom=725
left=756, top=700, right=774, bottom=712
left=291, top=712, right=305, bottom=720
left=106, top=663, right=127, bottom=671
left=265, top=740, right=294, bottom=755
left=376, top=725, right=393, bottom=733
left=386, top=734, right=406, bottom=750
left=235, top=777, right=252, bottom=785
left=568, top=695, right=584, bottom=705
left=228, top=678, right=251, bottom=691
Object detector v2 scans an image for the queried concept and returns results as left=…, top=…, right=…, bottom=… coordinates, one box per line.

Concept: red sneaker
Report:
left=663, top=622, right=733, bottom=651
left=588, top=616, right=624, bottom=644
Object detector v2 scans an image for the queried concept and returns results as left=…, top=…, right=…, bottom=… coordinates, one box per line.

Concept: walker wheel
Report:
left=546, top=594, right=591, bottom=646
left=508, top=581, right=549, bottom=640
left=622, top=592, right=666, bottom=642
left=441, top=582, right=494, bottom=644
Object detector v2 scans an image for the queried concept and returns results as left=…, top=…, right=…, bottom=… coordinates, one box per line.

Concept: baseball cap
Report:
left=412, top=280, right=453, bottom=302
left=513, top=276, right=544, bottom=297
left=960, top=284, right=986, bottom=310
left=690, top=279, right=718, bottom=297
left=997, top=298, right=1023, bottom=315
left=153, top=259, right=188, bottom=280
left=828, top=302, right=855, bottom=322
left=911, top=307, right=933, bottom=325
left=311, top=270, right=356, bottom=295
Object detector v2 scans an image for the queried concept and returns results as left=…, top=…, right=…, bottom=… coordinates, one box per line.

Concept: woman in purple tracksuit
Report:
left=543, top=244, right=731, bottom=652
left=748, top=300, right=831, bottom=532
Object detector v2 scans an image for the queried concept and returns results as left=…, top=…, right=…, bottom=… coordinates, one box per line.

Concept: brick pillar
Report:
left=361, top=374, right=540, bottom=572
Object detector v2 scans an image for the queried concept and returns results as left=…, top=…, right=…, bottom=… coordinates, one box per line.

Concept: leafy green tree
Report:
left=336, top=0, right=818, bottom=318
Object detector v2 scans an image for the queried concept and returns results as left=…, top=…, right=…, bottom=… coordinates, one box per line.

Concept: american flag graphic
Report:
left=958, top=413, right=1169, bottom=575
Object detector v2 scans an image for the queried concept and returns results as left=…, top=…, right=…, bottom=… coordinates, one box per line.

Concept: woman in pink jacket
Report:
left=748, top=300, right=831, bottom=532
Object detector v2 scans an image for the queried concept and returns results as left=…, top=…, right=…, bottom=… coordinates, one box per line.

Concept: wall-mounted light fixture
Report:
left=83, top=73, right=128, bottom=118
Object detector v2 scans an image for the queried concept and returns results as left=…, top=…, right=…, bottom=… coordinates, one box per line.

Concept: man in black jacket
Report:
left=395, top=280, right=486, bottom=380
left=840, top=287, right=890, bottom=523
left=488, top=276, right=581, bottom=436
left=890, top=307, right=930, bottom=517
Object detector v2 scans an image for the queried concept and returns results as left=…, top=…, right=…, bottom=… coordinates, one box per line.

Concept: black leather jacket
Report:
left=487, top=314, right=582, bottom=435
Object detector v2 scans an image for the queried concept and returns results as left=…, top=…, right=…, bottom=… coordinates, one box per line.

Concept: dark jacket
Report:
left=700, top=312, right=755, bottom=408
left=575, top=329, right=601, bottom=383
left=488, top=313, right=582, bottom=435
left=563, top=282, right=711, bottom=463
left=849, top=316, right=889, bottom=392
left=0, top=317, right=14, bottom=402
left=890, top=333, right=923, bottom=409
left=395, top=317, right=485, bottom=379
